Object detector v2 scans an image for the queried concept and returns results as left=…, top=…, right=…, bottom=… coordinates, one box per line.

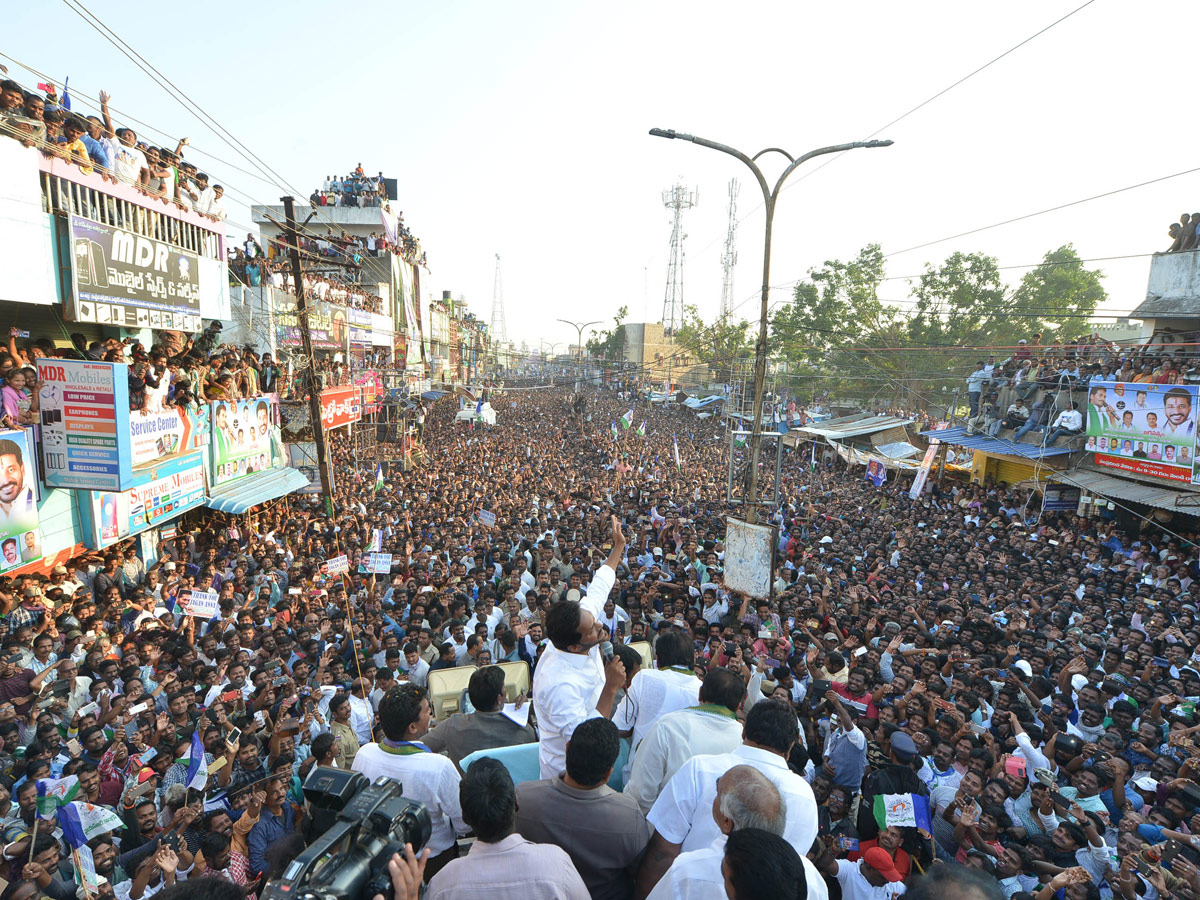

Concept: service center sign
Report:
left=37, top=359, right=133, bottom=491
left=320, top=386, right=362, bottom=430
left=129, top=407, right=202, bottom=468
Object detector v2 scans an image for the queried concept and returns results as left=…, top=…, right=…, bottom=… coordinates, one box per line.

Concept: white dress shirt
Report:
left=532, top=564, right=616, bottom=779
left=352, top=742, right=467, bottom=855
left=625, top=705, right=744, bottom=815
left=647, top=834, right=829, bottom=900
left=648, top=744, right=819, bottom=855
left=397, top=656, right=430, bottom=687
left=613, top=667, right=701, bottom=780
left=347, top=693, right=374, bottom=743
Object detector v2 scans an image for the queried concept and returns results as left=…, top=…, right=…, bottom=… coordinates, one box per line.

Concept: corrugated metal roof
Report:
left=875, top=441, right=922, bottom=460
left=918, top=426, right=1073, bottom=461
left=1051, top=468, right=1200, bottom=515
left=795, top=413, right=914, bottom=440
left=1130, top=294, right=1200, bottom=319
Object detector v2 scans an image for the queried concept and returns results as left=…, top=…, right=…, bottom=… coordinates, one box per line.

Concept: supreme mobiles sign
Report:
left=319, top=386, right=362, bottom=430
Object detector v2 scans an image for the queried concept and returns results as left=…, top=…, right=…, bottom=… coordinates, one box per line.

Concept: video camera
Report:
left=261, top=766, right=431, bottom=900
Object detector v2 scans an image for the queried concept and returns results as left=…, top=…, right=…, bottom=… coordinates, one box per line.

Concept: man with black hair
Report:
left=626, top=666, right=747, bottom=815
left=721, top=828, right=807, bottom=900
left=638, top=700, right=818, bottom=895
left=904, top=862, right=1004, bottom=900
left=353, top=684, right=467, bottom=879
left=532, top=515, right=628, bottom=779
left=516, top=717, right=651, bottom=900
left=422, top=665, right=536, bottom=768
left=613, top=629, right=700, bottom=780
left=425, top=757, right=588, bottom=899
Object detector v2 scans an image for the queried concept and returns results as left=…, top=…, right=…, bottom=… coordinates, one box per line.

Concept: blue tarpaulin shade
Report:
left=205, top=467, right=310, bottom=514
left=919, top=426, right=1073, bottom=461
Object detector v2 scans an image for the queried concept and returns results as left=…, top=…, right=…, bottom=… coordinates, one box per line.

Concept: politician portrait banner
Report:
left=1085, top=380, right=1199, bottom=484
left=210, top=396, right=283, bottom=487
left=0, top=428, right=41, bottom=571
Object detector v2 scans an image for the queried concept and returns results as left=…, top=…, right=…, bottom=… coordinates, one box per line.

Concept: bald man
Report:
left=645, top=765, right=829, bottom=900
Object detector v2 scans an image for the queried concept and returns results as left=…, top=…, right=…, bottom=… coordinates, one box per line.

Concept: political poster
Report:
left=1085, top=380, right=1198, bottom=484
left=865, top=458, right=887, bottom=487
left=326, top=555, right=350, bottom=576
left=181, top=589, right=220, bottom=619
left=0, top=427, right=42, bottom=572
left=367, top=552, right=393, bottom=574
left=210, top=396, right=282, bottom=487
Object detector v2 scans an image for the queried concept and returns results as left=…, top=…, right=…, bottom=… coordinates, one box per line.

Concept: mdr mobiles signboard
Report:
left=36, top=359, right=132, bottom=491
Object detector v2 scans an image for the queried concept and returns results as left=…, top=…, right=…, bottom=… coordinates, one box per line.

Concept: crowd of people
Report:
left=0, top=77, right=226, bottom=222
left=4, top=380, right=1200, bottom=900
left=311, top=167, right=388, bottom=208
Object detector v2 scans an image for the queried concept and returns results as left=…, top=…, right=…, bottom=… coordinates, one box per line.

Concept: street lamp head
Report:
left=649, top=128, right=695, bottom=143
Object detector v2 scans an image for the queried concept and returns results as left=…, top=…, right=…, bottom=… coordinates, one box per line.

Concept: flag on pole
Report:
left=673, top=435, right=682, bottom=472
left=637, top=420, right=646, bottom=437
left=374, top=463, right=384, bottom=493
left=810, top=442, right=817, bottom=471
left=611, top=420, right=618, bottom=440
left=58, top=801, right=126, bottom=849
left=734, top=433, right=746, bottom=449
left=184, top=730, right=208, bottom=791
left=60, top=76, right=71, bottom=111
left=620, top=409, right=633, bottom=429
left=872, top=793, right=932, bottom=833
left=36, top=776, right=80, bottom=820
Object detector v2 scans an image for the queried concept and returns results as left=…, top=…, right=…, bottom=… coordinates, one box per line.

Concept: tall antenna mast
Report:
left=660, top=181, right=697, bottom=336
left=720, top=178, right=739, bottom=319
left=489, top=253, right=507, bottom=347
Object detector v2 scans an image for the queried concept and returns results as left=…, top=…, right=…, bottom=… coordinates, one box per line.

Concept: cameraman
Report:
left=352, top=684, right=468, bottom=880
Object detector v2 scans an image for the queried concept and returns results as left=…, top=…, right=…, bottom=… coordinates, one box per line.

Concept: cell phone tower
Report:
left=661, top=181, right=697, bottom=336
left=490, top=253, right=507, bottom=347
left=720, top=178, right=739, bottom=320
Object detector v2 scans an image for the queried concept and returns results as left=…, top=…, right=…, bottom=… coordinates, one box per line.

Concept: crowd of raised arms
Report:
left=1, top=380, right=1200, bottom=900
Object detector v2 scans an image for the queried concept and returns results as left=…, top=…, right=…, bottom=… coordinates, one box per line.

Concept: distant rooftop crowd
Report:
left=0, top=77, right=226, bottom=222
left=228, top=235, right=384, bottom=313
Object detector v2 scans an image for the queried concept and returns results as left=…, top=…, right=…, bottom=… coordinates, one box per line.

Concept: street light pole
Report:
left=557, top=318, right=600, bottom=378
left=649, top=129, right=892, bottom=522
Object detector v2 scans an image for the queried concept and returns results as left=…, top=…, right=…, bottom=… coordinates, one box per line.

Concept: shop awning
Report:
left=1051, top=468, right=1200, bottom=516
left=919, top=426, right=1073, bottom=461
left=205, top=467, right=310, bottom=514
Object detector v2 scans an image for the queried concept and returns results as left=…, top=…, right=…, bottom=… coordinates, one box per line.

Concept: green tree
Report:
left=675, top=304, right=753, bottom=383
left=586, top=305, right=627, bottom=361
left=771, top=244, right=896, bottom=397
left=1010, top=244, right=1107, bottom=343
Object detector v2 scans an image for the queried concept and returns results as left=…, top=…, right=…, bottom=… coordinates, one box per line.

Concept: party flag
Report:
left=637, top=420, right=646, bottom=437
left=58, top=801, right=125, bottom=849
left=184, top=730, right=208, bottom=790
left=673, top=435, right=682, bottom=472
left=374, top=463, right=384, bottom=493
left=611, top=420, right=618, bottom=439
left=873, top=793, right=932, bottom=833
left=36, top=776, right=79, bottom=820
left=620, top=409, right=633, bottom=429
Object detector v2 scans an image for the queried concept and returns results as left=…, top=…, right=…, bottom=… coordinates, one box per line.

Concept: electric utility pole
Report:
left=281, top=195, right=334, bottom=515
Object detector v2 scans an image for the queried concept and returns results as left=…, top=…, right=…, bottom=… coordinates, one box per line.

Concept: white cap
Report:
left=1013, top=660, right=1033, bottom=677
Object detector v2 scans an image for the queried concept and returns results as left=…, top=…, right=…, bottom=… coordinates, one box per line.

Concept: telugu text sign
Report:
left=319, top=386, right=362, bottom=430
left=67, top=215, right=202, bottom=333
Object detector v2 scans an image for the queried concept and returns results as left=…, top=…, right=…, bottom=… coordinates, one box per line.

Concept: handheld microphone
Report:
left=599, top=641, right=614, bottom=662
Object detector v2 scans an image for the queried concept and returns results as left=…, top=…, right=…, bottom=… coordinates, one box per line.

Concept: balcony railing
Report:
left=38, top=155, right=225, bottom=262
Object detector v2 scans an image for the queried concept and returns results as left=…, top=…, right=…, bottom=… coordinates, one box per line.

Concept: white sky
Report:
left=9, top=1, right=1200, bottom=350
